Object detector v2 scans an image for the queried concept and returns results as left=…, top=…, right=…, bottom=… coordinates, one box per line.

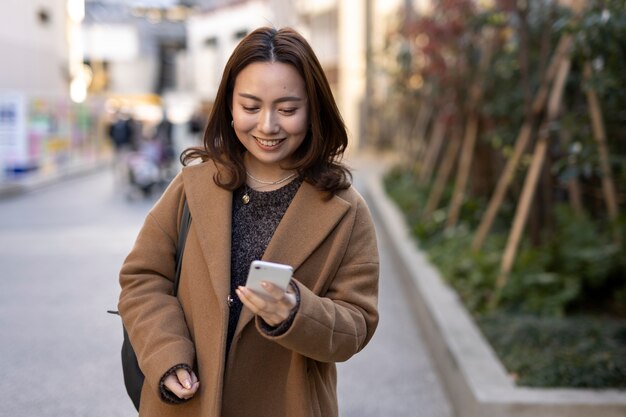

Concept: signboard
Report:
left=0, top=92, right=29, bottom=173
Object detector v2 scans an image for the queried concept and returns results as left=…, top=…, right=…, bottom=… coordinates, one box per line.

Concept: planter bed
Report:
left=364, top=173, right=626, bottom=417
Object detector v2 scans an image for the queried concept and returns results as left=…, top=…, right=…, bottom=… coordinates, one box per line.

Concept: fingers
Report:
left=176, top=368, right=193, bottom=389
left=260, top=281, right=288, bottom=298
left=236, top=282, right=297, bottom=326
left=164, top=369, right=200, bottom=400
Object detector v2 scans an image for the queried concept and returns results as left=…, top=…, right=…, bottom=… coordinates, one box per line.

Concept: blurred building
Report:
left=83, top=0, right=190, bottom=95
left=0, top=1, right=69, bottom=95
left=0, top=0, right=418, bottom=180
left=0, top=0, right=105, bottom=179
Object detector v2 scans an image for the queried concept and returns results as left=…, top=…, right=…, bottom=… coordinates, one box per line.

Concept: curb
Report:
left=363, top=172, right=626, bottom=417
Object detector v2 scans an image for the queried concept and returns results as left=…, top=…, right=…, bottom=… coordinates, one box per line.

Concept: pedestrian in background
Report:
left=107, top=109, right=136, bottom=155
left=154, top=112, right=175, bottom=167
left=108, top=109, right=139, bottom=185
left=117, top=26, right=379, bottom=417
left=188, top=101, right=210, bottom=138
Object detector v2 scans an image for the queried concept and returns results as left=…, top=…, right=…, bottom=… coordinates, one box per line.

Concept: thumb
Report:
left=175, top=368, right=192, bottom=390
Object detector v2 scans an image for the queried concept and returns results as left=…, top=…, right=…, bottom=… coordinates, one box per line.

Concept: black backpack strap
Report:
left=108, top=199, right=191, bottom=316
left=173, top=199, right=192, bottom=296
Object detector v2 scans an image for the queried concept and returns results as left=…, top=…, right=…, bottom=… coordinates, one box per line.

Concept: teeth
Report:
left=255, top=137, right=283, bottom=147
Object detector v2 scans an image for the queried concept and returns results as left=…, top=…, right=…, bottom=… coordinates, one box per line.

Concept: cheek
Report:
left=284, top=114, right=309, bottom=135
left=233, top=111, right=257, bottom=131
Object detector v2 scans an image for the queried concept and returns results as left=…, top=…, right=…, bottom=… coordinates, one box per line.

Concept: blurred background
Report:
left=1, top=0, right=625, bottom=416
left=0, top=0, right=407, bottom=181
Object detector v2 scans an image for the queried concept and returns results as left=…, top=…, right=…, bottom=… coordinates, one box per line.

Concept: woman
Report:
left=118, top=27, right=379, bottom=417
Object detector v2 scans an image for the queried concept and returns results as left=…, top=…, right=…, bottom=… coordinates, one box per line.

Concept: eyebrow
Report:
left=237, top=93, right=304, bottom=103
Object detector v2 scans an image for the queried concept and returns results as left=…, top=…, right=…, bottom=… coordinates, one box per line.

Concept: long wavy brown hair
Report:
left=181, top=26, right=351, bottom=194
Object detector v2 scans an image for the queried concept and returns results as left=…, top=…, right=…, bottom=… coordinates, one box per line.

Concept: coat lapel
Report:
left=234, top=181, right=351, bottom=337
left=182, top=161, right=232, bottom=313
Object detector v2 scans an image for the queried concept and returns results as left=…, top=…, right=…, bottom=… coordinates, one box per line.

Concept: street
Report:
left=0, top=167, right=452, bottom=417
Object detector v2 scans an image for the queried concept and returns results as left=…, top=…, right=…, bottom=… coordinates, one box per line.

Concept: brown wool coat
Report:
left=118, top=160, right=379, bottom=417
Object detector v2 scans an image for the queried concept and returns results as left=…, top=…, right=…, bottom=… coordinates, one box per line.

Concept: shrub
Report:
left=478, top=313, right=626, bottom=388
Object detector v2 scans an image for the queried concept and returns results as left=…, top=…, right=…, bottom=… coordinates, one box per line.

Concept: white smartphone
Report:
left=245, top=260, right=293, bottom=296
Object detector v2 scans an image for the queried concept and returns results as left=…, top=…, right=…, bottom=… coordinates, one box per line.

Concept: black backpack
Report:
left=109, top=200, right=192, bottom=410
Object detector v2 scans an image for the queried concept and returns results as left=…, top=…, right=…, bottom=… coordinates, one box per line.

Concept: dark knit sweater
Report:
left=226, top=178, right=303, bottom=354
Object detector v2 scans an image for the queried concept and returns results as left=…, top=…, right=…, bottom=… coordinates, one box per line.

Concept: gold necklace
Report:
left=246, top=171, right=296, bottom=185
left=242, top=171, right=297, bottom=205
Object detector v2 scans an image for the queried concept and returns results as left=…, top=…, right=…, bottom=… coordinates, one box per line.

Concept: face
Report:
left=231, top=61, right=309, bottom=174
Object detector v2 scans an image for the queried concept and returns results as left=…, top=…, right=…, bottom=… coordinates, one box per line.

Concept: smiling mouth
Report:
left=254, top=137, right=285, bottom=147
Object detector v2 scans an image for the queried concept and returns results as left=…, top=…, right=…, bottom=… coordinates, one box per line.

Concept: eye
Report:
left=242, top=105, right=259, bottom=113
left=279, top=108, right=297, bottom=115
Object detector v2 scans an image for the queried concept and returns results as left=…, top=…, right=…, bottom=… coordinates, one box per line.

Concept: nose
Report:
left=258, top=109, right=280, bottom=135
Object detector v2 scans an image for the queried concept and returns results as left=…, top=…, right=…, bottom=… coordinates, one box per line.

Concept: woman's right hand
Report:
left=163, top=368, right=200, bottom=400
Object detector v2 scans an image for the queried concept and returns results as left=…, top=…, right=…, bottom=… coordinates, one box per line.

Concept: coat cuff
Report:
left=159, top=363, right=193, bottom=404
left=257, top=280, right=301, bottom=336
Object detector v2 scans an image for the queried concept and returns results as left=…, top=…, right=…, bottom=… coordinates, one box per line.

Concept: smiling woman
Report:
left=117, top=27, right=379, bottom=417
left=182, top=26, right=351, bottom=193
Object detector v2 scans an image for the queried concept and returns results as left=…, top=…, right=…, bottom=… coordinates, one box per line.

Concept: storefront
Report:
left=0, top=92, right=109, bottom=181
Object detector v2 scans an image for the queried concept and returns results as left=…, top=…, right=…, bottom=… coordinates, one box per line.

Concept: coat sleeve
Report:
left=256, top=194, right=380, bottom=363
left=117, top=174, right=195, bottom=398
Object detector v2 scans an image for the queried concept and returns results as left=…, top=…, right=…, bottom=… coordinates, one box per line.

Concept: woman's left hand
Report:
left=236, top=281, right=297, bottom=327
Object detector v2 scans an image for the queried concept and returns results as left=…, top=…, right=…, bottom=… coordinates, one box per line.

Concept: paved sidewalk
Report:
left=339, top=153, right=454, bottom=416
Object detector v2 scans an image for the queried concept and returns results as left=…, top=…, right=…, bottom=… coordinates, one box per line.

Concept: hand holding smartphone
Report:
left=245, top=260, right=293, bottom=297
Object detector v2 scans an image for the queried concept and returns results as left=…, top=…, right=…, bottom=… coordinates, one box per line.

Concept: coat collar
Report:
left=182, top=161, right=351, bottom=334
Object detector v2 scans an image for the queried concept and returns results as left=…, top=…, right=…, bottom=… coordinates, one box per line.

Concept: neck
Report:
left=243, top=154, right=295, bottom=184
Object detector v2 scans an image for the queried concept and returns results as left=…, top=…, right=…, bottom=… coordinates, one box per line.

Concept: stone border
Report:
left=0, top=160, right=111, bottom=200
left=364, top=173, right=626, bottom=417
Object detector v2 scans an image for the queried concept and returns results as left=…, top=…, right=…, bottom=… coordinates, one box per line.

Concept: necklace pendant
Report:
left=242, top=193, right=250, bottom=205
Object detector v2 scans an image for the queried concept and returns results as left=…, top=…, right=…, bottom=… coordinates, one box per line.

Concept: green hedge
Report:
left=478, top=314, right=626, bottom=388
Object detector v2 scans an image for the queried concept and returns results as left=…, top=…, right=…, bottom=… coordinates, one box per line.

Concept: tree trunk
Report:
left=490, top=53, right=572, bottom=309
